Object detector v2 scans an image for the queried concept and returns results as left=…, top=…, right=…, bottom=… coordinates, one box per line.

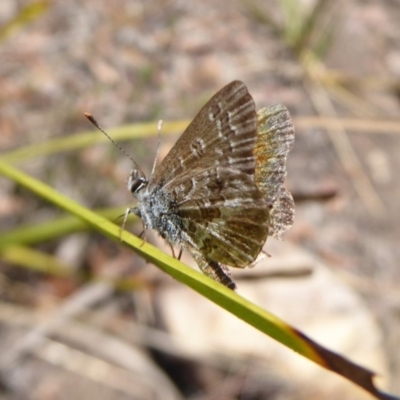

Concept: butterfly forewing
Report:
left=150, top=80, right=258, bottom=187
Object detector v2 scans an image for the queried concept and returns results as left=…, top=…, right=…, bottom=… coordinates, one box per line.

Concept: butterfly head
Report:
left=127, top=168, right=148, bottom=196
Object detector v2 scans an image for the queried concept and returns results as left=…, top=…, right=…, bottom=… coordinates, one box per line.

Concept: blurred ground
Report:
left=0, top=0, right=400, bottom=399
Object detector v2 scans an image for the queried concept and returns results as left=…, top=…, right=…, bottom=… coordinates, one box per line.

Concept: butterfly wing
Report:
left=138, top=81, right=271, bottom=285
left=255, top=105, right=295, bottom=239
left=173, top=167, right=270, bottom=267
left=268, top=186, right=295, bottom=239
left=149, top=80, right=258, bottom=187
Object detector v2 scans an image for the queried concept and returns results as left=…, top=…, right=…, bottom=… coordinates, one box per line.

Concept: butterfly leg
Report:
left=135, top=221, right=149, bottom=248
left=138, top=229, right=148, bottom=248
left=177, top=248, right=183, bottom=261
left=120, top=207, right=148, bottom=245
left=167, top=244, right=183, bottom=260
left=119, top=208, right=131, bottom=241
left=168, top=242, right=177, bottom=258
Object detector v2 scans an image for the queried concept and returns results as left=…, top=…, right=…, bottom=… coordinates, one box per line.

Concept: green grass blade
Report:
left=2, top=120, right=189, bottom=165
left=0, top=159, right=319, bottom=359
left=0, top=159, right=392, bottom=399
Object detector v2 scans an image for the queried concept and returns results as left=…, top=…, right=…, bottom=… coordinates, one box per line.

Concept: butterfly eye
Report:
left=127, top=174, right=147, bottom=194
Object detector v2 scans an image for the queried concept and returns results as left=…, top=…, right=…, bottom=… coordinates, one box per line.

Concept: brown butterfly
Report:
left=87, top=81, right=294, bottom=289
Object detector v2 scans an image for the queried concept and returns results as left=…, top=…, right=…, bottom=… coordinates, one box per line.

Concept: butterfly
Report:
left=87, top=81, right=294, bottom=289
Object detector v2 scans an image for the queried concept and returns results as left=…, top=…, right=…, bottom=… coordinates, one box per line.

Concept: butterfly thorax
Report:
left=133, top=183, right=187, bottom=245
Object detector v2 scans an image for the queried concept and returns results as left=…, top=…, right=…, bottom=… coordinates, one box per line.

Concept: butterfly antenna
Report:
left=84, top=112, right=145, bottom=176
left=150, top=119, right=163, bottom=177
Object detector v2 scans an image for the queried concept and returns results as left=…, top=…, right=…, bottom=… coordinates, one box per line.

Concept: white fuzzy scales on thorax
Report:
left=135, top=184, right=184, bottom=244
